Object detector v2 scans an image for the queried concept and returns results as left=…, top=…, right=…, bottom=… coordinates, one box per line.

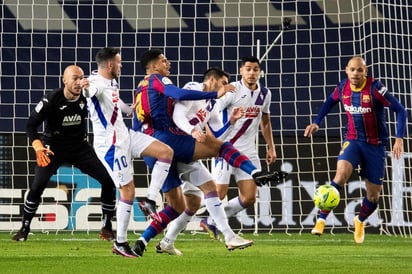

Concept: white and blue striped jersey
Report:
left=83, top=72, right=133, bottom=186
left=173, top=81, right=233, bottom=140
left=215, top=80, right=271, bottom=154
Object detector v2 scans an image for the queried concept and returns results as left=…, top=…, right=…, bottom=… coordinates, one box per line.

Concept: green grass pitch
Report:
left=1, top=231, right=412, bottom=274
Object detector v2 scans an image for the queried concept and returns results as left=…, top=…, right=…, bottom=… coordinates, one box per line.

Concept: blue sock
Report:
left=358, top=197, right=377, bottom=222
left=141, top=205, right=179, bottom=243
left=330, top=181, right=342, bottom=192
left=219, top=142, right=256, bottom=174
left=319, top=210, right=331, bottom=220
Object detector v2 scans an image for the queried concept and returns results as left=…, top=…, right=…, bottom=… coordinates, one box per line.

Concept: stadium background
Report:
left=0, top=1, right=411, bottom=235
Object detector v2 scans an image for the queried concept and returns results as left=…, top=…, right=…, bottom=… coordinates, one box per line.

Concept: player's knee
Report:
left=218, top=193, right=226, bottom=200
left=184, top=195, right=201, bottom=212
left=119, top=181, right=135, bottom=200
left=217, top=190, right=227, bottom=200
left=216, top=185, right=228, bottom=200
left=242, top=196, right=256, bottom=207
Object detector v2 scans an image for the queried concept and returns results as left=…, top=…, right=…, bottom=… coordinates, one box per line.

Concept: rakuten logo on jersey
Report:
left=344, top=104, right=372, bottom=114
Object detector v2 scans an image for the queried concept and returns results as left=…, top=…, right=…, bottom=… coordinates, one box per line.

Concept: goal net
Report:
left=1, top=0, right=411, bottom=236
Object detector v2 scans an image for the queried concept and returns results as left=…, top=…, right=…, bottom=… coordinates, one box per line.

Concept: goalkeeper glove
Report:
left=32, top=139, right=54, bottom=167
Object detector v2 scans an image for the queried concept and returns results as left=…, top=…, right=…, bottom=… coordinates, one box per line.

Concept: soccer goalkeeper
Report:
left=12, top=65, right=117, bottom=242
left=304, top=56, right=407, bottom=244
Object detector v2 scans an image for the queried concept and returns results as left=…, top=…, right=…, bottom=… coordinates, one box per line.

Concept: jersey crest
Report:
left=161, top=77, right=173, bottom=85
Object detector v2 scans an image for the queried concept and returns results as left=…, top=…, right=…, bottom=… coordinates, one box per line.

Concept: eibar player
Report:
left=304, top=56, right=407, bottom=244
left=84, top=47, right=173, bottom=258
left=131, top=50, right=277, bottom=256
left=12, top=65, right=117, bottom=242
left=156, top=68, right=255, bottom=255
left=202, top=56, right=283, bottom=239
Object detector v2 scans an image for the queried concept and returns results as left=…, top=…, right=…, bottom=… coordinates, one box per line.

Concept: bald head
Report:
left=63, top=65, right=84, bottom=81
left=345, top=56, right=368, bottom=89
left=347, top=56, right=366, bottom=67
left=62, top=65, right=85, bottom=100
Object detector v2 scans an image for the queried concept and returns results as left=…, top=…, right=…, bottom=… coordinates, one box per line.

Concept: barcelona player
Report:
left=304, top=56, right=407, bottom=243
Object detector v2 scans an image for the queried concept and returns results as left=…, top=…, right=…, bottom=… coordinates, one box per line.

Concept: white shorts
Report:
left=177, top=160, right=213, bottom=187
left=210, top=153, right=261, bottom=185
left=130, top=129, right=157, bottom=158
left=95, top=129, right=155, bottom=188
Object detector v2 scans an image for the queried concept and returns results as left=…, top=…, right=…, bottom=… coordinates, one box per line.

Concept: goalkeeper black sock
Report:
left=22, top=199, right=39, bottom=230
left=102, top=209, right=115, bottom=229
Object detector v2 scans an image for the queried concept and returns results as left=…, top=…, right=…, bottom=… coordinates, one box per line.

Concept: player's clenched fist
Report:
left=32, top=139, right=54, bottom=167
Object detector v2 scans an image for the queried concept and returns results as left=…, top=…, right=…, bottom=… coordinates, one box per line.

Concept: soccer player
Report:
left=304, top=56, right=407, bottom=244
left=131, top=50, right=276, bottom=256
left=156, top=68, right=254, bottom=255
left=12, top=65, right=117, bottom=242
left=84, top=47, right=173, bottom=258
left=202, top=56, right=281, bottom=239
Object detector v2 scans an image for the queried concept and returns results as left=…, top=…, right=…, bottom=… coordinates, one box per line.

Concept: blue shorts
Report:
left=153, top=130, right=195, bottom=164
left=337, top=139, right=386, bottom=185
left=144, top=130, right=196, bottom=193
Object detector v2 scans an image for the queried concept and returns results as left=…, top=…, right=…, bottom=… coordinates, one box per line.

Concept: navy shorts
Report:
left=337, top=139, right=386, bottom=185
left=144, top=130, right=196, bottom=193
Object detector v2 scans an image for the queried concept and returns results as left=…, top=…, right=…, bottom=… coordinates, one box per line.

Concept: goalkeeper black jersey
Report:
left=26, top=88, right=88, bottom=146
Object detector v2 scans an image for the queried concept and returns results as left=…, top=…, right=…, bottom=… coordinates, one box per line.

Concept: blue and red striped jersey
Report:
left=314, top=77, right=407, bottom=145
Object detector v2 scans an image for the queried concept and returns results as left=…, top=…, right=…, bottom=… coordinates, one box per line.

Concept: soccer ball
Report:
left=313, top=184, right=340, bottom=211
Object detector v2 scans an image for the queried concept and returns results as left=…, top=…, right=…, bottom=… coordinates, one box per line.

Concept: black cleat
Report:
left=252, top=170, right=288, bottom=186
left=12, top=228, right=30, bottom=242
left=99, top=227, right=115, bottom=241
left=139, top=199, right=162, bottom=223
left=132, top=239, right=146, bottom=257
left=112, top=241, right=139, bottom=258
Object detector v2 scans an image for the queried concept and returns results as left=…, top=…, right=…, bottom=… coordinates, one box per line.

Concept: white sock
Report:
left=147, top=160, right=171, bottom=201
left=204, top=195, right=235, bottom=242
left=206, top=196, right=245, bottom=227
left=116, top=199, right=132, bottom=243
left=224, top=196, right=245, bottom=218
left=162, top=210, right=194, bottom=244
